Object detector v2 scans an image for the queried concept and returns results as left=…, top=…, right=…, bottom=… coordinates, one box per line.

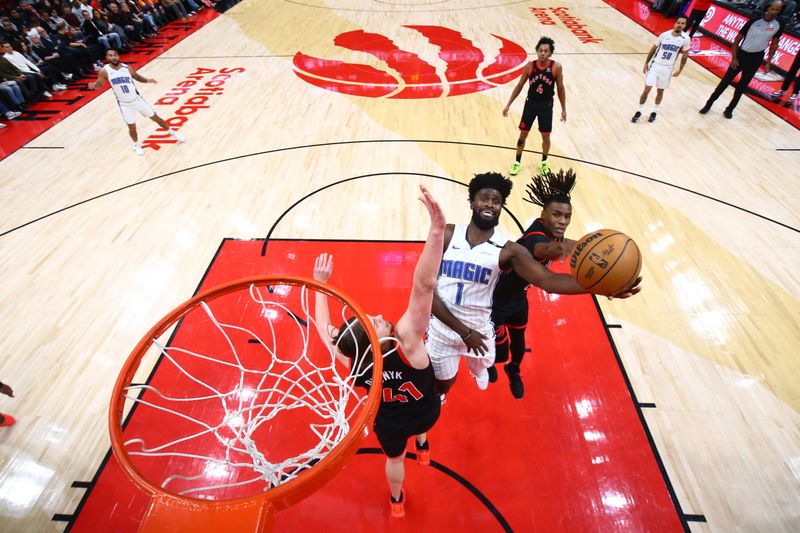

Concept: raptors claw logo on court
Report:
left=293, top=26, right=527, bottom=98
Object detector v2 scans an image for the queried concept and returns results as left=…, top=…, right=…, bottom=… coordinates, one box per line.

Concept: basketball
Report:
left=569, top=229, right=642, bottom=296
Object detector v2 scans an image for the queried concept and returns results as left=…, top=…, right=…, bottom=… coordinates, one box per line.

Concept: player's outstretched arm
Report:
left=506, top=241, right=586, bottom=294
left=506, top=242, right=642, bottom=299
left=312, top=253, right=351, bottom=369
left=129, top=65, right=155, bottom=84
left=503, top=63, right=531, bottom=117
left=396, top=186, right=445, bottom=367
left=87, top=68, right=108, bottom=90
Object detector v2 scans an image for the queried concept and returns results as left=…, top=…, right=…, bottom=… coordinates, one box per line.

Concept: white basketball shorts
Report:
left=645, top=64, right=674, bottom=90
left=117, top=96, right=156, bottom=125
left=424, top=318, right=496, bottom=381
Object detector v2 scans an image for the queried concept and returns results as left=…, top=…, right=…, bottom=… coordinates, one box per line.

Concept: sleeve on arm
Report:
left=518, top=232, right=553, bottom=261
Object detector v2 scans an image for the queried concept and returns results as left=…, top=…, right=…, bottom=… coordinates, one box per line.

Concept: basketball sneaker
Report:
left=390, top=490, right=405, bottom=518
left=648, top=112, right=657, bottom=123
left=790, top=93, right=798, bottom=102
left=504, top=363, right=524, bottom=399
left=487, top=365, right=498, bottom=383
left=134, top=143, right=144, bottom=156
left=169, top=129, right=185, bottom=143
left=723, top=108, right=733, bottom=119
left=699, top=103, right=711, bottom=114
left=472, top=367, right=490, bottom=390
left=509, top=161, right=522, bottom=175
left=415, top=440, right=430, bottom=466
left=772, top=89, right=786, bottom=98
left=631, top=111, right=641, bottom=123
left=0, top=413, right=15, bottom=427
left=539, top=160, right=549, bottom=174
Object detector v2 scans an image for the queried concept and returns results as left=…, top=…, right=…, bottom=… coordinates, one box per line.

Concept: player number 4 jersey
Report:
left=436, top=224, right=507, bottom=329
left=651, top=30, right=690, bottom=68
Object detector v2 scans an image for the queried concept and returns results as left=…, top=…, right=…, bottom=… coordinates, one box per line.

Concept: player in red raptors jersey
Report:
left=312, top=185, right=445, bottom=518
left=503, top=37, right=566, bottom=176
left=488, top=169, right=577, bottom=399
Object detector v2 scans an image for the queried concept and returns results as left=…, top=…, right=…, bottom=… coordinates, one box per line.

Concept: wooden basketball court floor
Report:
left=1, top=0, right=799, bottom=531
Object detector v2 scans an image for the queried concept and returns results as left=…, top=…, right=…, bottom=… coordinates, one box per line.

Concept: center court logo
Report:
left=293, top=26, right=527, bottom=99
left=702, top=6, right=715, bottom=24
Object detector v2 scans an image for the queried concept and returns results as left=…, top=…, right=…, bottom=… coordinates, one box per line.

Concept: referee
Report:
left=699, top=0, right=785, bottom=119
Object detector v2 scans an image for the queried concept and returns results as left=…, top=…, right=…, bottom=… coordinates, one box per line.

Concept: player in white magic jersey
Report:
left=88, top=49, right=184, bottom=156
left=631, top=16, right=690, bottom=124
left=428, top=172, right=641, bottom=395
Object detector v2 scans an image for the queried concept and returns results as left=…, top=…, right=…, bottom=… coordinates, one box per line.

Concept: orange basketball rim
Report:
left=108, top=275, right=383, bottom=532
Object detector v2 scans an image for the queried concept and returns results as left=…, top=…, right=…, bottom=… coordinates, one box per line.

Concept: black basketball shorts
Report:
left=519, top=99, right=554, bottom=134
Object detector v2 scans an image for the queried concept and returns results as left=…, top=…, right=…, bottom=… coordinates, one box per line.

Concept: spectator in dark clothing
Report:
left=30, top=30, right=83, bottom=79
left=81, top=9, right=123, bottom=50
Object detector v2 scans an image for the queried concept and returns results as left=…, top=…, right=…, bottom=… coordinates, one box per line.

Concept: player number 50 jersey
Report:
left=650, top=30, right=690, bottom=68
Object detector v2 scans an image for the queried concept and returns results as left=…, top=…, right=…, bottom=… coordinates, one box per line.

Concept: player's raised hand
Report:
left=419, top=185, right=445, bottom=231
left=313, top=253, right=333, bottom=282
left=607, top=277, right=642, bottom=300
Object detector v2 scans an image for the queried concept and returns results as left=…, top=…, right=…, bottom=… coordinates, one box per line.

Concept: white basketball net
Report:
left=121, top=283, right=386, bottom=497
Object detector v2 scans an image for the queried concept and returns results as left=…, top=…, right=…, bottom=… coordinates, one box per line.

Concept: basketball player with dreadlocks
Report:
left=487, top=169, right=577, bottom=399
left=312, top=185, right=445, bottom=518
left=503, top=36, right=566, bottom=176
left=427, top=172, right=639, bottom=398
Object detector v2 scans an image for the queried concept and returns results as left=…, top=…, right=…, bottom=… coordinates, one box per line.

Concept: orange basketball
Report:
left=569, top=229, right=642, bottom=296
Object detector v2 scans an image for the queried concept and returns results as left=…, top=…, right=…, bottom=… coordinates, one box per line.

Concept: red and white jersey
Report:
left=104, top=64, right=139, bottom=103
left=435, top=224, right=507, bottom=329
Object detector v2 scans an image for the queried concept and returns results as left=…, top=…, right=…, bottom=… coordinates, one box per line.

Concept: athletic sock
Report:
left=637, top=104, right=645, bottom=112
left=652, top=104, right=660, bottom=113
left=415, top=439, right=429, bottom=450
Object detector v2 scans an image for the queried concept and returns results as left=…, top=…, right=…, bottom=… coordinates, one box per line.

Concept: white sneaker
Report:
left=5, top=111, right=21, bottom=120
left=790, top=93, right=798, bottom=102
left=64, top=73, right=74, bottom=81
left=0, top=123, right=6, bottom=129
left=53, top=84, right=67, bottom=91
left=43, top=91, right=53, bottom=98
left=134, top=144, right=144, bottom=156
left=472, top=367, right=489, bottom=391
left=169, top=129, right=184, bottom=143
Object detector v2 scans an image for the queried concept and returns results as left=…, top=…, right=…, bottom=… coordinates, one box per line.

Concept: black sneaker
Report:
left=699, top=103, right=711, bottom=114
left=504, top=363, right=524, bottom=399
left=487, top=365, right=498, bottom=383
left=648, top=112, right=657, bottom=122
left=723, top=108, right=733, bottom=119
left=631, top=111, right=641, bottom=123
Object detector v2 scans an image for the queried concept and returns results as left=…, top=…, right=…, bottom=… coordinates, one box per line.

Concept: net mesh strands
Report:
left=113, top=279, right=387, bottom=503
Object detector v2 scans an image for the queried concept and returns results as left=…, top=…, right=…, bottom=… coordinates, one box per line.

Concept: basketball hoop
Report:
left=109, top=276, right=383, bottom=531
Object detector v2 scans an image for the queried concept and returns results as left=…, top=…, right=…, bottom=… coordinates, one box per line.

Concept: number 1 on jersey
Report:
left=455, top=282, right=464, bottom=305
